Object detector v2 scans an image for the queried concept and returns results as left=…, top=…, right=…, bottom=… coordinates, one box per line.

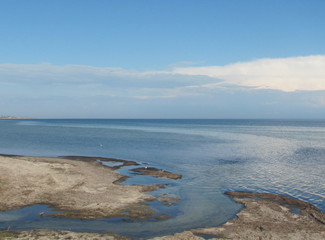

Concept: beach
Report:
left=0, top=155, right=166, bottom=221
left=0, top=154, right=324, bottom=239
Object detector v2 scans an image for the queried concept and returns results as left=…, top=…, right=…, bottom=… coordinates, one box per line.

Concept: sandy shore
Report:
left=189, top=192, right=325, bottom=240
left=0, top=155, right=324, bottom=239
left=2, top=192, right=324, bottom=240
left=0, top=155, right=163, bottom=220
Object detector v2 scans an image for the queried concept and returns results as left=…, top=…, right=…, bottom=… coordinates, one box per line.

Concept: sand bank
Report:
left=2, top=191, right=324, bottom=239
left=149, top=192, right=325, bottom=240
left=0, top=155, right=166, bottom=220
left=0, top=155, right=324, bottom=239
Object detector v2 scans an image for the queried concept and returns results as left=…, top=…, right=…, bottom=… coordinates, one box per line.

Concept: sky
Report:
left=1, top=0, right=325, bottom=118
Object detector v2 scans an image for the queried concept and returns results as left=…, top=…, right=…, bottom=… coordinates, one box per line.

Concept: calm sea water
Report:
left=0, top=119, right=324, bottom=237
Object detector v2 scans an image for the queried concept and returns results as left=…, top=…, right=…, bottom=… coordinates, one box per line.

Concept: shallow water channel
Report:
left=0, top=158, right=241, bottom=238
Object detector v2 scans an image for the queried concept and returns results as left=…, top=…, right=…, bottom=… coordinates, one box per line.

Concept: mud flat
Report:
left=189, top=191, right=325, bottom=240
left=2, top=191, right=325, bottom=240
left=0, top=154, right=165, bottom=220
left=148, top=192, right=325, bottom=240
left=1, top=154, right=324, bottom=239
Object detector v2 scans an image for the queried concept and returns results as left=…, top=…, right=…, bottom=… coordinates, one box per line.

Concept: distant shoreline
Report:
left=1, top=118, right=325, bottom=120
left=0, top=117, right=33, bottom=119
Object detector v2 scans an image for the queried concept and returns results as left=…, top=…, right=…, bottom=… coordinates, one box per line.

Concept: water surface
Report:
left=0, top=119, right=324, bottom=237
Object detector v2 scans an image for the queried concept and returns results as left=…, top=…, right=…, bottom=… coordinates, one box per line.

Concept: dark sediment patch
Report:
left=140, top=184, right=167, bottom=192
left=154, top=214, right=171, bottom=221
left=46, top=201, right=157, bottom=221
left=131, top=167, right=182, bottom=180
left=157, top=194, right=181, bottom=206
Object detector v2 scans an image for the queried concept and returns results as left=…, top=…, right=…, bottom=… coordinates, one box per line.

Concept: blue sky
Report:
left=1, top=0, right=325, bottom=118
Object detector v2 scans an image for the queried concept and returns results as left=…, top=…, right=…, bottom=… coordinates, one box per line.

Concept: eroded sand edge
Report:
left=0, top=155, right=324, bottom=239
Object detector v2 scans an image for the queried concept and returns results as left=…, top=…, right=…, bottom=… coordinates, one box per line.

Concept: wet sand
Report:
left=1, top=155, right=325, bottom=239
left=0, top=155, right=160, bottom=220
left=3, top=191, right=325, bottom=240
left=190, top=191, right=325, bottom=240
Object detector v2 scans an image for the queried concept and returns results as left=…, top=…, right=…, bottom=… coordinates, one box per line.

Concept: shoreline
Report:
left=0, top=154, right=179, bottom=221
left=0, top=154, right=324, bottom=239
left=0, top=117, right=34, bottom=120
left=2, top=192, right=325, bottom=240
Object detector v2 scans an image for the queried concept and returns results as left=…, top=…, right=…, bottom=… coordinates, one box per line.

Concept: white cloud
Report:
left=173, top=55, right=325, bottom=92
left=1, top=59, right=325, bottom=118
left=1, top=55, right=325, bottom=103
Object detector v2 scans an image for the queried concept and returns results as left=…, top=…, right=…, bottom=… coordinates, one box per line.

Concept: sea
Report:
left=0, top=119, right=324, bottom=238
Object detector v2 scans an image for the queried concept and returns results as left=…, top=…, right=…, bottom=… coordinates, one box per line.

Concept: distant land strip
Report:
left=0, top=116, right=32, bottom=119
